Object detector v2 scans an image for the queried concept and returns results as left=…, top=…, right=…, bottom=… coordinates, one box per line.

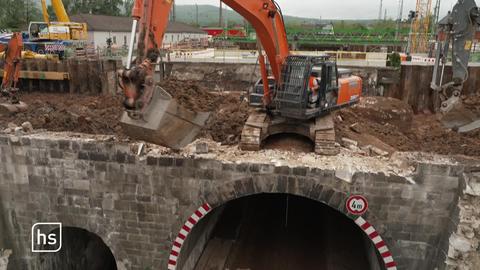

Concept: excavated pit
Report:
left=1, top=79, right=480, bottom=157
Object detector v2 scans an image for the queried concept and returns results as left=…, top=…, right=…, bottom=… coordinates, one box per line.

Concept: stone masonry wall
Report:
left=0, top=134, right=471, bottom=270
left=445, top=171, right=480, bottom=270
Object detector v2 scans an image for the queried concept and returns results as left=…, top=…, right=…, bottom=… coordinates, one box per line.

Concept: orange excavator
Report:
left=119, top=0, right=362, bottom=155
left=0, top=33, right=28, bottom=114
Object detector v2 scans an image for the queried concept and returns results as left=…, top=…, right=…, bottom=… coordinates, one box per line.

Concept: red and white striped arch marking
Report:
left=168, top=203, right=212, bottom=270
left=355, top=216, right=397, bottom=270
left=168, top=204, right=397, bottom=270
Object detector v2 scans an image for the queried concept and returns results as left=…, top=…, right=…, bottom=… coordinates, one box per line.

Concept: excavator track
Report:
left=240, top=112, right=267, bottom=151
left=313, top=114, right=339, bottom=156
left=240, top=111, right=339, bottom=155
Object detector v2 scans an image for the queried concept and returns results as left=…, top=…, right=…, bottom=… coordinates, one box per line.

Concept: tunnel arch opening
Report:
left=36, top=227, right=117, bottom=270
left=169, top=193, right=396, bottom=270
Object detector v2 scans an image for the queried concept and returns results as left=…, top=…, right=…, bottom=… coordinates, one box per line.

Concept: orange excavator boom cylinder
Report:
left=222, top=0, right=290, bottom=82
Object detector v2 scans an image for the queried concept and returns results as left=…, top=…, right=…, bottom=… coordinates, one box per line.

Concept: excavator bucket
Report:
left=439, top=97, right=480, bottom=133
left=120, top=86, right=211, bottom=149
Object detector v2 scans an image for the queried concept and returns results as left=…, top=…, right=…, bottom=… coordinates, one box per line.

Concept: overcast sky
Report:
left=176, top=0, right=459, bottom=20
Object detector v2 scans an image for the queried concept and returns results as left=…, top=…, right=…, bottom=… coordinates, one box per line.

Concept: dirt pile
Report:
left=463, top=93, right=480, bottom=114
left=1, top=85, right=479, bottom=157
left=201, top=94, right=250, bottom=145
left=159, top=79, right=218, bottom=112
left=0, top=93, right=124, bottom=136
left=0, top=81, right=251, bottom=145
left=159, top=79, right=251, bottom=144
left=335, top=96, right=480, bottom=157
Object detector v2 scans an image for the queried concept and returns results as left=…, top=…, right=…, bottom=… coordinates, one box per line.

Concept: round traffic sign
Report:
left=346, top=195, right=368, bottom=216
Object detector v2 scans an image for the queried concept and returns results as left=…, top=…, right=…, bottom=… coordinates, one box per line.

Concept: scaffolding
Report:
left=410, top=0, right=433, bottom=53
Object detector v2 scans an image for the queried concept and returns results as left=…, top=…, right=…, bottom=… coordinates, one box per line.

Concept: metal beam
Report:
left=0, top=69, right=70, bottom=80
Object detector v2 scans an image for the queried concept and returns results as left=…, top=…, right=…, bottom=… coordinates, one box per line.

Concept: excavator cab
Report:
left=249, top=56, right=360, bottom=119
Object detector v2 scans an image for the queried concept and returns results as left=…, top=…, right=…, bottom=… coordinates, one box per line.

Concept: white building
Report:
left=70, top=14, right=208, bottom=49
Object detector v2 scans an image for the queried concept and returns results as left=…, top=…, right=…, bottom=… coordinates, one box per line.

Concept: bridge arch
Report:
left=168, top=178, right=397, bottom=270
left=37, top=227, right=118, bottom=270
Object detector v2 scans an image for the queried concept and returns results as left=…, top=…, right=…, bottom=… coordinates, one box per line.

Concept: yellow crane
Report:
left=29, top=0, right=87, bottom=41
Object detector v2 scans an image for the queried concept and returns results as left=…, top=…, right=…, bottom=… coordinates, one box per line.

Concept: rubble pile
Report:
left=335, top=96, right=480, bottom=157
left=1, top=82, right=479, bottom=157
left=446, top=172, right=480, bottom=270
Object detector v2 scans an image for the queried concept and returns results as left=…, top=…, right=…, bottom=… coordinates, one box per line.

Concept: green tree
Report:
left=123, top=0, right=134, bottom=16
left=0, top=0, right=42, bottom=31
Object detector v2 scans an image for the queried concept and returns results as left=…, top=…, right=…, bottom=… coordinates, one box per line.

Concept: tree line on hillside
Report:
left=0, top=0, right=134, bottom=30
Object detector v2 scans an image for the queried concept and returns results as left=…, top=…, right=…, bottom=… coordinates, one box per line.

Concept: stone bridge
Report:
left=0, top=134, right=478, bottom=270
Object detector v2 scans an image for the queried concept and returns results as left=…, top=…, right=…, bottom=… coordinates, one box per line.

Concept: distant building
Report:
left=202, top=27, right=247, bottom=38
left=70, top=14, right=208, bottom=48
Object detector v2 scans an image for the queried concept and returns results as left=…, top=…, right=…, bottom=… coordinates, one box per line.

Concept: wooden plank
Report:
left=68, top=59, right=77, bottom=94
left=78, top=60, right=88, bottom=93
left=37, top=59, right=47, bottom=91
left=57, top=61, right=67, bottom=92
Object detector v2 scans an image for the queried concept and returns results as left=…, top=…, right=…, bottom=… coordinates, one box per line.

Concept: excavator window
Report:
left=29, top=23, right=49, bottom=39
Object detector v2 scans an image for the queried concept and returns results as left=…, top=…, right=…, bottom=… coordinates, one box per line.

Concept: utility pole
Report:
left=396, top=0, right=405, bottom=40
left=431, top=0, right=441, bottom=35
left=196, top=4, right=199, bottom=26
left=172, top=2, right=176, bottom=22
left=378, top=0, right=384, bottom=20
left=26, top=0, right=30, bottom=25
left=384, top=9, right=388, bottom=21
left=219, top=1, right=223, bottom=27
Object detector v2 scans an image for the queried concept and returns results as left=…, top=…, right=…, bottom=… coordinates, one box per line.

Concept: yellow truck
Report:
left=28, top=0, right=87, bottom=41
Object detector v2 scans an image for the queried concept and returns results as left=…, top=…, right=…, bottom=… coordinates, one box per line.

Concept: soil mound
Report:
left=335, top=96, right=480, bottom=157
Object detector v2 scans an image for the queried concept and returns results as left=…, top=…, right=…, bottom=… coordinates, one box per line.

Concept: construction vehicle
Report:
left=0, top=33, right=28, bottom=114
left=119, top=0, right=362, bottom=155
left=28, top=0, right=88, bottom=42
left=431, top=0, right=480, bottom=133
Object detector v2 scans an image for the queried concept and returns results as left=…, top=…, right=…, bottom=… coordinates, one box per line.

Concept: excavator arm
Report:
left=123, top=0, right=290, bottom=107
left=431, top=0, right=480, bottom=132
left=118, top=0, right=292, bottom=149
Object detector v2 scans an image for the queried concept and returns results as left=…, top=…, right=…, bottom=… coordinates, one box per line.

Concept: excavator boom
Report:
left=431, top=0, right=480, bottom=132
left=120, top=0, right=292, bottom=149
left=119, top=0, right=361, bottom=154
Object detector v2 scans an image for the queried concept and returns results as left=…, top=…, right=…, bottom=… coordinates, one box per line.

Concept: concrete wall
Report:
left=383, top=65, right=480, bottom=113
left=0, top=134, right=474, bottom=270
left=444, top=171, right=480, bottom=270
